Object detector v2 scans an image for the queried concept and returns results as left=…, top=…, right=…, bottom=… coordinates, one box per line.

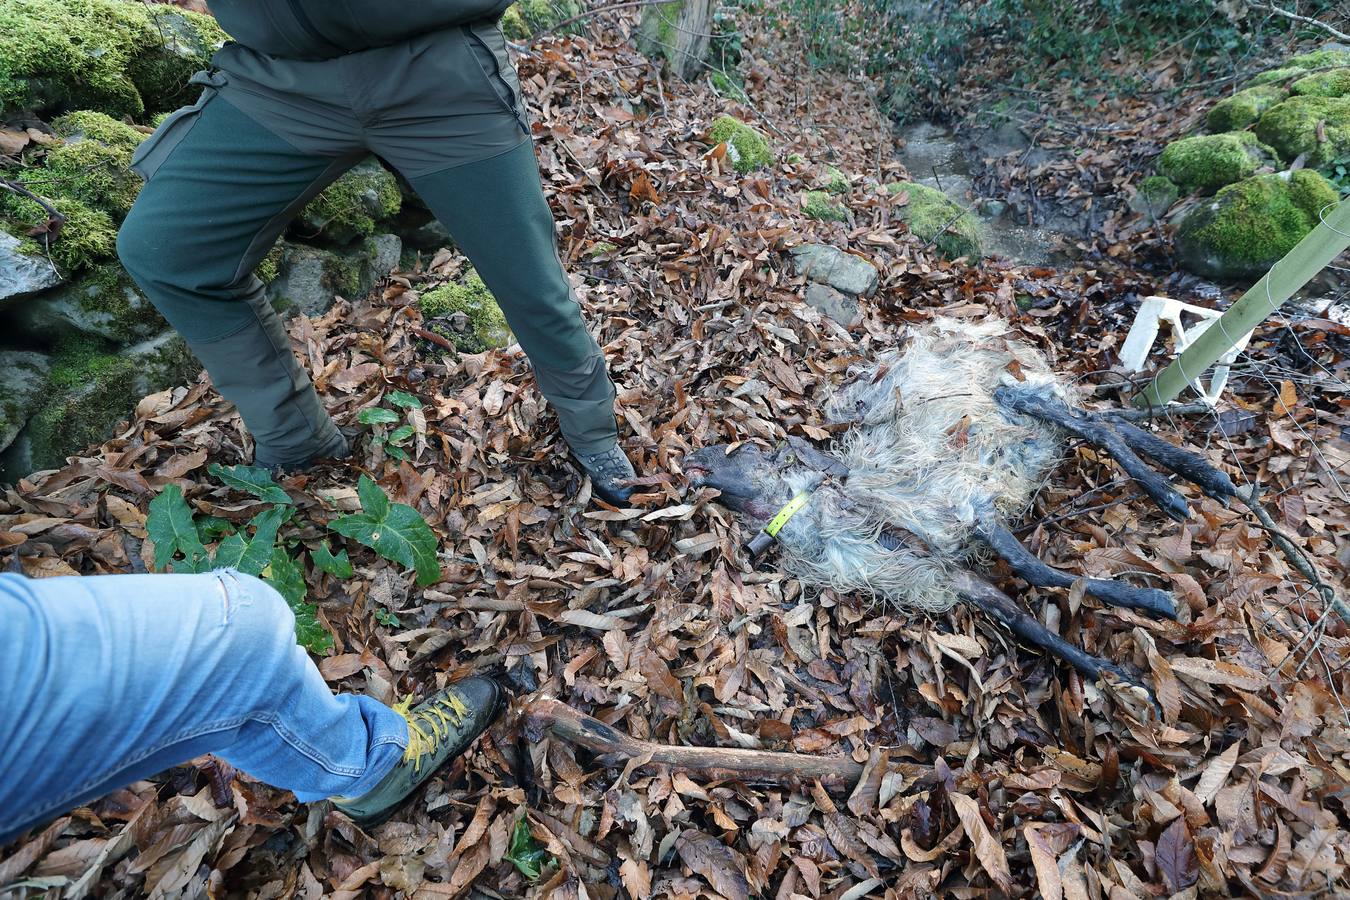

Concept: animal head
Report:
left=684, top=437, right=844, bottom=525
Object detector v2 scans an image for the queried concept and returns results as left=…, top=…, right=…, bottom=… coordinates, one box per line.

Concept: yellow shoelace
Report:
left=392, top=691, right=473, bottom=773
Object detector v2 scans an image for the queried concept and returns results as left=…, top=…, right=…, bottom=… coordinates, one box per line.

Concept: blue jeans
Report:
left=0, top=569, right=407, bottom=844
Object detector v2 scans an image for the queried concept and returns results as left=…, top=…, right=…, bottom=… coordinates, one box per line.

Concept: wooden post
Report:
left=637, top=0, right=713, bottom=80
left=1134, top=198, right=1350, bottom=409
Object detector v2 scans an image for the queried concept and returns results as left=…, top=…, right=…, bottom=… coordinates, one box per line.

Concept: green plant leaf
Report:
left=386, top=390, right=423, bottom=410
left=507, top=817, right=552, bottom=881
left=208, top=463, right=291, bottom=504
left=388, top=424, right=416, bottom=444
left=373, top=607, right=401, bottom=627
left=195, top=515, right=236, bottom=542
left=214, top=506, right=292, bottom=577
left=147, top=484, right=210, bottom=572
left=385, top=445, right=409, bottom=461
left=312, top=542, right=355, bottom=578
left=263, top=546, right=332, bottom=654
left=358, top=407, right=401, bottom=425
left=329, top=475, right=441, bottom=585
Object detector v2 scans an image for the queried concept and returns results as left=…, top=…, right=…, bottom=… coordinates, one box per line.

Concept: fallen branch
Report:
left=1236, top=484, right=1350, bottom=627
left=1250, top=2, right=1349, bottom=41
left=522, top=698, right=865, bottom=791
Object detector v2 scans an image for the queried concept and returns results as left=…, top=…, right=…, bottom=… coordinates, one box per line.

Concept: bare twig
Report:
left=0, top=177, right=65, bottom=230
left=1249, top=2, right=1350, bottom=41
left=522, top=697, right=866, bottom=791
left=1236, top=484, right=1350, bottom=626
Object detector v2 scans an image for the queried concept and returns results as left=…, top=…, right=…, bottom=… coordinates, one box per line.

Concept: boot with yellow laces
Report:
left=334, top=677, right=501, bottom=826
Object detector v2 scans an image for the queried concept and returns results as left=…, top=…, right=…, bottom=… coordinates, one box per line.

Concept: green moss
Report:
left=1206, top=84, right=1287, bottom=132
left=1291, top=69, right=1350, bottom=98
left=1254, top=95, right=1350, bottom=168
left=1175, top=170, right=1339, bottom=279
left=1247, top=65, right=1309, bottom=88
left=1137, top=174, right=1179, bottom=213
left=709, top=71, right=747, bottom=102
left=886, top=181, right=983, bottom=260
left=253, top=244, right=285, bottom=284
left=33, top=111, right=147, bottom=217
left=69, top=264, right=163, bottom=342
left=419, top=270, right=512, bottom=353
left=26, top=335, right=138, bottom=466
left=0, top=0, right=224, bottom=119
left=300, top=160, right=402, bottom=242
left=786, top=153, right=805, bottom=164
left=1157, top=131, right=1278, bottom=193
left=707, top=115, right=773, bottom=173
left=1286, top=49, right=1350, bottom=70
left=823, top=166, right=850, bottom=194
left=1, top=192, right=116, bottom=272
left=499, top=0, right=582, bottom=40
left=802, top=190, right=847, bottom=222
left=588, top=240, right=618, bottom=256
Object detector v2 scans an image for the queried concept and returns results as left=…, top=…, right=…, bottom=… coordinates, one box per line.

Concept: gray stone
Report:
left=803, top=283, right=859, bottom=325
left=11, top=268, right=165, bottom=346
left=402, top=217, right=455, bottom=252
left=366, top=234, right=402, bottom=282
left=0, top=351, right=51, bottom=454
left=0, top=331, right=200, bottom=482
left=978, top=199, right=1008, bottom=219
left=0, top=231, right=63, bottom=304
left=789, top=243, right=879, bottom=297
left=266, top=236, right=403, bottom=318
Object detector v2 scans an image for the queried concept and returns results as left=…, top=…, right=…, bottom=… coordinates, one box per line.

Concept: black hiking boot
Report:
left=573, top=443, right=637, bottom=506
left=333, top=677, right=501, bottom=827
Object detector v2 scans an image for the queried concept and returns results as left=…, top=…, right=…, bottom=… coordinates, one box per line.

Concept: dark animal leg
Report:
left=993, top=386, right=1190, bottom=522
left=951, top=571, right=1140, bottom=688
left=977, top=524, right=1178, bottom=620
left=1100, top=417, right=1238, bottom=503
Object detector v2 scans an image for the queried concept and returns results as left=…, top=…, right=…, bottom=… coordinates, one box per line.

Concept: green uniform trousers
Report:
left=117, top=23, right=617, bottom=465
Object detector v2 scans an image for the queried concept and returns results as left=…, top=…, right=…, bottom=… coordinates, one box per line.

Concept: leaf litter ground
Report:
left=2, top=16, right=1350, bottom=900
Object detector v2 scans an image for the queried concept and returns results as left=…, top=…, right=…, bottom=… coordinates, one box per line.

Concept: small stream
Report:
left=894, top=121, right=1074, bottom=268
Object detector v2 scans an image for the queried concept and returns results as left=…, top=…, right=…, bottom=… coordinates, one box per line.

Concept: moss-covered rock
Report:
left=1291, top=68, right=1350, bottom=98
left=1254, top=95, right=1350, bottom=168
left=0, top=192, right=117, bottom=273
left=1157, top=131, right=1279, bottom=193
left=8, top=264, right=164, bottom=345
left=500, top=0, right=583, bottom=40
left=41, top=111, right=146, bottom=217
left=1286, top=48, right=1350, bottom=70
left=1247, top=65, right=1311, bottom=88
left=5, top=331, right=196, bottom=474
left=1206, top=84, right=1287, bottom=132
left=296, top=158, right=402, bottom=244
left=1174, top=169, right=1339, bottom=280
left=802, top=190, right=848, bottom=222
left=707, top=115, right=773, bottom=173
left=709, top=70, right=748, bottom=103
left=0, top=0, right=225, bottom=119
left=823, top=167, right=850, bottom=194
left=419, top=270, right=512, bottom=353
left=886, top=181, right=983, bottom=260
left=0, top=109, right=147, bottom=274
left=1132, top=175, right=1180, bottom=218
left=0, top=230, right=63, bottom=301
left=0, top=350, right=50, bottom=453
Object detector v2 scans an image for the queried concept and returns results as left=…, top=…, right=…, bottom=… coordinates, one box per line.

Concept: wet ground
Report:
left=894, top=120, right=1077, bottom=267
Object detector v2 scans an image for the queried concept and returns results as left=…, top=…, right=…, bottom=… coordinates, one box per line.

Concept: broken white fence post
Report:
left=1134, top=197, right=1350, bottom=410
left=1119, top=296, right=1252, bottom=406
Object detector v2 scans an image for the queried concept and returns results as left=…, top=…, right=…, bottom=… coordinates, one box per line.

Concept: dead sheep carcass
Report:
left=685, top=316, right=1236, bottom=683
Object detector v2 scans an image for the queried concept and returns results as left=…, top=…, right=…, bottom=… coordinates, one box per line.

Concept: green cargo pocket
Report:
left=463, top=23, right=529, bottom=133
left=130, top=70, right=228, bottom=180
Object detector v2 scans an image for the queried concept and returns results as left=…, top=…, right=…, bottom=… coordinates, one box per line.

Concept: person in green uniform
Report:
left=116, top=0, right=638, bottom=505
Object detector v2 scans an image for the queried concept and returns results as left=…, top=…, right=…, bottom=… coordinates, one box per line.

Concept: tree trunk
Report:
left=638, top=0, right=713, bottom=80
